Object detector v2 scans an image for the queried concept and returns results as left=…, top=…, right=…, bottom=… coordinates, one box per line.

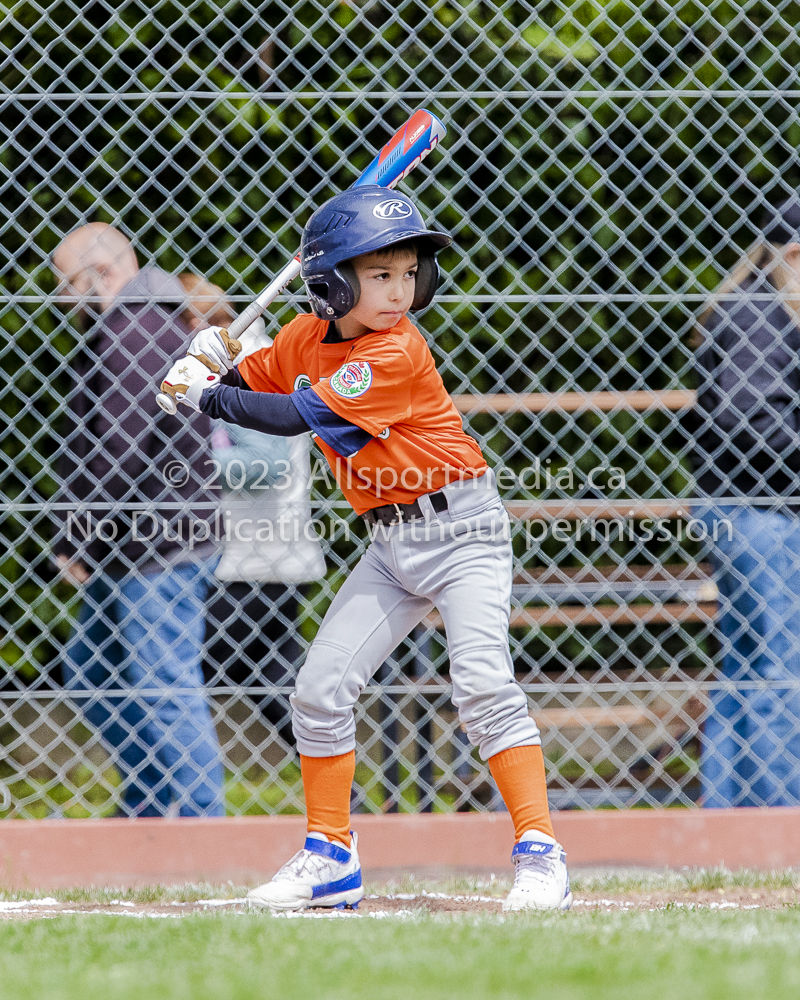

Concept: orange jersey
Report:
left=238, top=313, right=487, bottom=514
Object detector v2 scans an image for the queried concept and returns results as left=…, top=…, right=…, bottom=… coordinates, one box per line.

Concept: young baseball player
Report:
left=164, top=185, right=571, bottom=913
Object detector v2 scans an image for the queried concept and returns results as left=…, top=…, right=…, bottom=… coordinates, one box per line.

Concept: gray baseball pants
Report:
left=291, top=471, right=540, bottom=760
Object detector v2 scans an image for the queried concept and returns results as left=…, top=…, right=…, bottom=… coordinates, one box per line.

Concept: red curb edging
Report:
left=554, top=807, right=800, bottom=871
left=0, top=808, right=798, bottom=889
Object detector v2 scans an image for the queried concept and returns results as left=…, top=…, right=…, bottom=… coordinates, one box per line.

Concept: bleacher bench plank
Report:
left=424, top=602, right=717, bottom=630
left=505, top=500, right=690, bottom=521
left=452, top=390, right=695, bottom=415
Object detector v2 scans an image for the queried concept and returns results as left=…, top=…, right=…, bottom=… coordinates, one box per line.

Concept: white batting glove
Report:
left=160, top=355, right=221, bottom=412
left=187, top=326, right=241, bottom=375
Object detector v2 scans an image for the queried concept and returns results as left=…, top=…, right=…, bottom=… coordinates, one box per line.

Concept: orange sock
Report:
left=488, top=744, right=555, bottom=842
left=300, top=751, right=355, bottom=848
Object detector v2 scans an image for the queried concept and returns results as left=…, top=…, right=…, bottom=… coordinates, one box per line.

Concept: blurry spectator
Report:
left=179, top=275, right=325, bottom=750
left=51, top=224, right=224, bottom=816
left=692, top=196, right=800, bottom=806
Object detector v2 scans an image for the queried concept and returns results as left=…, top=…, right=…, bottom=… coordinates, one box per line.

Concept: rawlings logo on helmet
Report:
left=372, top=199, right=414, bottom=220
left=330, top=361, right=373, bottom=398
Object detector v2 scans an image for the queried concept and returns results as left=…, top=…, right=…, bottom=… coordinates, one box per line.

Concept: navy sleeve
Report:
left=220, top=365, right=251, bottom=390
left=199, top=383, right=311, bottom=436
left=291, top=387, right=374, bottom=457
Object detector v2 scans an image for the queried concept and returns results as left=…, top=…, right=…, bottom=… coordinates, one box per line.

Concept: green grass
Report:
left=368, top=867, right=800, bottom=897
left=0, top=758, right=476, bottom=819
left=0, top=765, right=306, bottom=820
left=1, top=910, right=800, bottom=999
left=0, top=882, right=248, bottom=904
left=569, top=866, right=800, bottom=894
left=1, top=867, right=799, bottom=904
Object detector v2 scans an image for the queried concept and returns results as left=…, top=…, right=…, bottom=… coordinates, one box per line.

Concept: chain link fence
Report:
left=2, top=1, right=800, bottom=817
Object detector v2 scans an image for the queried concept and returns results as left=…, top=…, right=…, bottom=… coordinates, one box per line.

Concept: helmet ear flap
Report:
left=338, top=261, right=361, bottom=310
left=305, top=265, right=360, bottom=320
left=411, top=254, right=439, bottom=310
left=306, top=282, right=331, bottom=319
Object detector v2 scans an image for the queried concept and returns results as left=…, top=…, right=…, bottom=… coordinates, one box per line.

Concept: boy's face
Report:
left=339, top=247, right=418, bottom=337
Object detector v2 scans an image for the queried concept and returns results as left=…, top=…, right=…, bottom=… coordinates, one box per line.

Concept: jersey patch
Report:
left=330, top=361, right=373, bottom=399
left=294, top=373, right=312, bottom=391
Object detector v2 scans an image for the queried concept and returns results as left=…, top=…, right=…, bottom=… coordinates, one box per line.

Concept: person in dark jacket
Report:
left=693, top=198, right=800, bottom=807
left=51, top=223, right=224, bottom=817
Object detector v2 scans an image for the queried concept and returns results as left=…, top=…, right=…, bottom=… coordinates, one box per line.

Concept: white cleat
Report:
left=246, top=831, right=364, bottom=914
left=502, top=831, right=573, bottom=912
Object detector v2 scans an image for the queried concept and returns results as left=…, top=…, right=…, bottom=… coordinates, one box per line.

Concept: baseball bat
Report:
left=156, top=109, right=446, bottom=413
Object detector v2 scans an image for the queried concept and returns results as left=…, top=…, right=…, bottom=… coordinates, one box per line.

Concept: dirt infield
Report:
left=362, top=885, right=800, bottom=914
left=1, top=879, right=798, bottom=919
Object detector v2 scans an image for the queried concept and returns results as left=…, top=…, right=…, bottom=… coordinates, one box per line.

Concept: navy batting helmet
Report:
left=300, top=185, right=451, bottom=320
